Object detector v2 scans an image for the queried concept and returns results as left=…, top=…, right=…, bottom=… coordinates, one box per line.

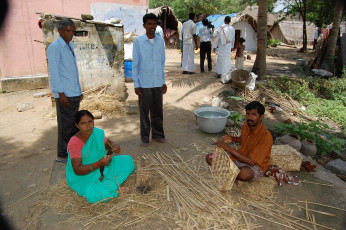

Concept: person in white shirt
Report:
left=155, top=19, right=164, bottom=39
left=181, top=12, right=198, bottom=74
left=199, top=18, right=213, bottom=72
left=313, top=27, right=321, bottom=50
left=213, top=16, right=235, bottom=78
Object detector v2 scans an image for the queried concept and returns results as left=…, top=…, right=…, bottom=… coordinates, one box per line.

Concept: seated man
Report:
left=208, top=101, right=273, bottom=181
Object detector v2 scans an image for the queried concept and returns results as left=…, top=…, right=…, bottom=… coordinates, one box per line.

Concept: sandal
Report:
left=55, top=158, right=68, bottom=163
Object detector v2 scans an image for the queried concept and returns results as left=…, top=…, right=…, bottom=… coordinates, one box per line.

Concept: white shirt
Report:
left=213, top=24, right=235, bottom=48
left=181, top=19, right=197, bottom=45
left=199, top=26, right=213, bottom=42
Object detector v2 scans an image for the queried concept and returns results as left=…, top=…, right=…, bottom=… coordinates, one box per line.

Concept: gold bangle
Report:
left=89, top=164, right=94, bottom=171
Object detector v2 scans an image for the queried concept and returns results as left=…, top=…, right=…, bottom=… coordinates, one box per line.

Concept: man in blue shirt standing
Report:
left=47, top=18, right=83, bottom=162
left=132, top=13, right=167, bottom=147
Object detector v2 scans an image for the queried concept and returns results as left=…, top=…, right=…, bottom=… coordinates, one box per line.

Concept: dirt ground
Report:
left=0, top=45, right=345, bottom=229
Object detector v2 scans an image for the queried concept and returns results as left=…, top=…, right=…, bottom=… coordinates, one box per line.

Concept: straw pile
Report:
left=236, top=177, right=278, bottom=202
left=29, top=152, right=251, bottom=229
left=80, top=94, right=126, bottom=117
left=270, top=145, right=304, bottom=171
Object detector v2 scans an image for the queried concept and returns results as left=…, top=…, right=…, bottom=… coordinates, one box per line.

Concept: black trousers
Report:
left=138, top=87, right=165, bottom=143
left=200, top=41, right=212, bottom=72
left=56, top=96, right=80, bottom=158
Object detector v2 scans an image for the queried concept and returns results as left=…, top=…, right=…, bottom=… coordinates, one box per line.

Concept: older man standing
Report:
left=47, top=18, right=83, bottom=163
left=181, top=12, right=198, bottom=74
left=213, top=16, right=235, bottom=78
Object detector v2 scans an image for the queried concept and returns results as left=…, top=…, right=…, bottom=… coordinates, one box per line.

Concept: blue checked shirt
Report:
left=47, top=36, right=82, bottom=98
left=132, top=34, right=165, bottom=89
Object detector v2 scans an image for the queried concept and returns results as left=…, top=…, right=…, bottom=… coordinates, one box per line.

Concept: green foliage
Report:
left=228, top=111, right=245, bottom=126
left=272, top=121, right=345, bottom=156
left=267, top=39, right=281, bottom=47
left=266, top=76, right=346, bottom=127
left=149, top=0, right=248, bottom=19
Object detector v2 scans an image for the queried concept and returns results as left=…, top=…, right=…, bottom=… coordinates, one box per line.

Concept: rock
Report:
left=33, top=92, right=48, bottom=98
left=325, top=159, right=346, bottom=176
left=246, top=55, right=251, bottom=60
left=311, top=69, right=333, bottom=77
left=16, top=102, right=33, bottom=112
left=81, top=14, right=94, bottom=20
left=127, top=105, right=139, bottom=115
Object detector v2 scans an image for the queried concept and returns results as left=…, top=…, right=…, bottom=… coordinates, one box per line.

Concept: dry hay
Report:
left=80, top=94, right=126, bottom=117
left=28, top=152, right=255, bottom=229
left=271, top=145, right=303, bottom=171
left=235, top=177, right=278, bottom=202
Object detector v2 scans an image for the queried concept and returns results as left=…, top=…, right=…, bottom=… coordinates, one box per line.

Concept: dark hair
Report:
left=202, top=18, right=208, bottom=26
left=239, top=37, right=245, bottom=43
left=189, top=12, right=195, bottom=20
left=224, top=16, right=231, bottom=23
left=75, top=110, right=94, bottom=124
left=58, top=18, right=75, bottom=29
left=143, top=13, right=157, bottom=24
left=245, top=101, right=265, bottom=115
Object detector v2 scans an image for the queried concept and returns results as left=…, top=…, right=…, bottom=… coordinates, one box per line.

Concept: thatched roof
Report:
left=230, top=13, right=257, bottom=31
left=278, top=20, right=315, bottom=43
left=148, top=6, right=178, bottom=31
left=242, top=6, right=278, bottom=26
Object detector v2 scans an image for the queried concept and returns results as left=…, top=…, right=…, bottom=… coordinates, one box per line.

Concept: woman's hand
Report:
left=112, top=144, right=120, bottom=153
left=98, top=155, right=112, bottom=166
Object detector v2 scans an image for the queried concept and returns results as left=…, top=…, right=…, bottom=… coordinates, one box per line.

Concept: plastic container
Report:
left=124, top=60, right=132, bottom=78
left=194, top=106, right=230, bottom=133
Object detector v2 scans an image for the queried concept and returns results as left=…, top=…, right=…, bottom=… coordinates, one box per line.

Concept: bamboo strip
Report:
left=243, top=198, right=335, bottom=230
left=291, top=204, right=336, bottom=216
left=298, top=201, right=346, bottom=212
left=5, top=186, right=48, bottom=208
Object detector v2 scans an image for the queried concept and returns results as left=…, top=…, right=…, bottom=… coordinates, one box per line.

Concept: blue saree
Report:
left=66, top=127, right=135, bottom=203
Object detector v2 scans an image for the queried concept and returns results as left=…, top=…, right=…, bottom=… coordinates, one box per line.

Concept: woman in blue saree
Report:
left=66, top=110, right=135, bottom=203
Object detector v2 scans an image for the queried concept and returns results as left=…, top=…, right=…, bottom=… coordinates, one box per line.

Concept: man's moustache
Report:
left=247, top=120, right=254, bottom=122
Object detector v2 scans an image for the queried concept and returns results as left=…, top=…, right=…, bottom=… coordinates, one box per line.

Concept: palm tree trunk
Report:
left=320, top=0, right=344, bottom=72
left=252, top=0, right=268, bottom=80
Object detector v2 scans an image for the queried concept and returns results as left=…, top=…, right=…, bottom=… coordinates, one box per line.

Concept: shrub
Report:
left=267, top=39, right=281, bottom=47
left=272, top=121, right=345, bottom=156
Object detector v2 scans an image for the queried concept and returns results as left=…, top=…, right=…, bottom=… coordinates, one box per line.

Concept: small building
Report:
left=196, top=13, right=258, bottom=52
left=270, top=20, right=315, bottom=45
left=0, top=0, right=147, bottom=93
left=41, top=13, right=126, bottom=98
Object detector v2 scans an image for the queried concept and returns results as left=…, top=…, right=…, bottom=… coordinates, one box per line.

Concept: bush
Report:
left=272, top=121, right=345, bottom=156
left=267, top=39, right=281, bottom=47
left=266, top=76, right=346, bottom=127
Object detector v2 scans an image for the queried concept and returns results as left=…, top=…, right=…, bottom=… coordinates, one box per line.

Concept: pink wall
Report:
left=0, top=0, right=148, bottom=79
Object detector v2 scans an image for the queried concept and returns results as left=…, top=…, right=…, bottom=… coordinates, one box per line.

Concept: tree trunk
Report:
left=302, top=0, right=307, bottom=51
left=320, top=0, right=344, bottom=72
left=252, top=0, right=268, bottom=80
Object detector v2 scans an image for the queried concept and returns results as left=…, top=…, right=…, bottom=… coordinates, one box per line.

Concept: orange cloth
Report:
left=232, top=122, right=273, bottom=172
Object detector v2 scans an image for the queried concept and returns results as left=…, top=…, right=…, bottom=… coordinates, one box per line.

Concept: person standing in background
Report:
left=181, top=12, right=198, bottom=74
left=47, top=18, right=83, bottom=163
left=213, top=16, right=235, bottom=78
left=155, top=19, right=164, bottom=39
left=235, top=37, right=246, bottom=70
left=199, top=18, right=213, bottom=73
left=132, top=13, right=167, bottom=147
left=313, top=27, right=321, bottom=50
